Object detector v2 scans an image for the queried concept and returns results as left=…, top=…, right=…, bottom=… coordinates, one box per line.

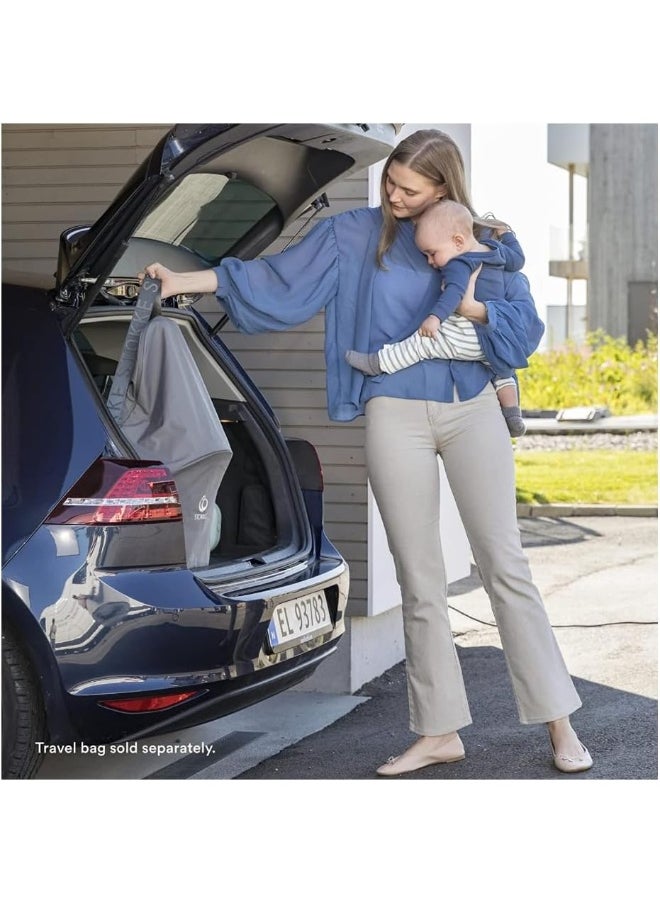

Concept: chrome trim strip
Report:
left=220, top=561, right=348, bottom=601
left=200, top=559, right=310, bottom=594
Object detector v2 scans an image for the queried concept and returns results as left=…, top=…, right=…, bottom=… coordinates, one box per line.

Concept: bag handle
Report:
left=106, top=276, right=162, bottom=424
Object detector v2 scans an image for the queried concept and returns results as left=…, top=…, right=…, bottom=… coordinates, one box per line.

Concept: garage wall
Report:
left=2, top=124, right=170, bottom=275
left=1, top=123, right=371, bottom=611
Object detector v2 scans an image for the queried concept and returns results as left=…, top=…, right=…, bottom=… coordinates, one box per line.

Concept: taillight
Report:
left=47, top=459, right=182, bottom=525
left=100, top=691, right=199, bottom=713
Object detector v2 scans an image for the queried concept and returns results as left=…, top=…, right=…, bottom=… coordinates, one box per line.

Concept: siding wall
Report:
left=588, top=123, right=658, bottom=338
left=2, top=124, right=171, bottom=275
left=1, top=123, right=371, bottom=611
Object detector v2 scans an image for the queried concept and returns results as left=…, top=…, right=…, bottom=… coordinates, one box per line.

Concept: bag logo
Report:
left=198, top=495, right=209, bottom=513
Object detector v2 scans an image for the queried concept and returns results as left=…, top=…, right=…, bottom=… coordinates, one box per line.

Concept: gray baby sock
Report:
left=501, top=406, right=527, bottom=437
left=345, top=349, right=383, bottom=376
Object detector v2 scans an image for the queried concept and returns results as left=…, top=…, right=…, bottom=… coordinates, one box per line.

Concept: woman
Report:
left=143, top=129, right=592, bottom=777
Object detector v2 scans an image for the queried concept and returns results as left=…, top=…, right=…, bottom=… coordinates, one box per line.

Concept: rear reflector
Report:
left=100, top=691, right=198, bottom=713
left=47, top=458, right=183, bottom=525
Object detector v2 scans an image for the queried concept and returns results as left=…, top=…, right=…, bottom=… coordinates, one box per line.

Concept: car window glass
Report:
left=134, top=174, right=276, bottom=263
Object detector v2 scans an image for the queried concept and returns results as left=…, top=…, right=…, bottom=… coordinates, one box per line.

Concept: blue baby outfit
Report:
left=213, top=207, right=544, bottom=422
left=430, top=233, right=525, bottom=322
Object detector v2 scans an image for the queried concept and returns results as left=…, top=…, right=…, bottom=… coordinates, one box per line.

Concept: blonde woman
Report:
left=144, top=130, right=591, bottom=777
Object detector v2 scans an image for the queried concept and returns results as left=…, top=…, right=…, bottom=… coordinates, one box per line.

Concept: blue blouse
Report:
left=213, top=206, right=544, bottom=422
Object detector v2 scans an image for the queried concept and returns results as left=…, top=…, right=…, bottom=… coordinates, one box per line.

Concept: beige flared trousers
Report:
left=365, top=387, right=582, bottom=735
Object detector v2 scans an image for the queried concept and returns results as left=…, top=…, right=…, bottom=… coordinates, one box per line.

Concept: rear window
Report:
left=134, top=174, right=277, bottom=263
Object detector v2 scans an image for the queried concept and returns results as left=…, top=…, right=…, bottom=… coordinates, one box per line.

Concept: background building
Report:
left=547, top=123, right=658, bottom=347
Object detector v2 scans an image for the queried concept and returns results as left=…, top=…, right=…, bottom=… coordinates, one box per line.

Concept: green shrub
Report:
left=519, top=330, right=658, bottom=415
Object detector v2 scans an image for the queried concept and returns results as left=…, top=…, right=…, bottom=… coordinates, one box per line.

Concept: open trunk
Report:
left=74, top=308, right=307, bottom=572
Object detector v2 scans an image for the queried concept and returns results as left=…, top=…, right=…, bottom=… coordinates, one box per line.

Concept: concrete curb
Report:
left=522, top=413, right=658, bottom=435
left=516, top=503, right=658, bottom=518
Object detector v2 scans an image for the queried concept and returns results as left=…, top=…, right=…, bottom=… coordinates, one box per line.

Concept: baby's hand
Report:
left=419, top=314, right=441, bottom=338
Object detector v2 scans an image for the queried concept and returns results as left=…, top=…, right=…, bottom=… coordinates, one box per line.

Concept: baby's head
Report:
left=414, top=199, right=475, bottom=269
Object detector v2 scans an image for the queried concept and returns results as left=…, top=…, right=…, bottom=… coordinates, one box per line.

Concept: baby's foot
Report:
left=345, top=349, right=382, bottom=376
left=502, top=406, right=526, bottom=437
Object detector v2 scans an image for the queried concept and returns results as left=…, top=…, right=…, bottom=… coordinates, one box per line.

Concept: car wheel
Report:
left=2, top=626, right=47, bottom=779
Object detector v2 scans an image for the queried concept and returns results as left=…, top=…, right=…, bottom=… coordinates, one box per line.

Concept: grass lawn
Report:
left=514, top=450, right=658, bottom=505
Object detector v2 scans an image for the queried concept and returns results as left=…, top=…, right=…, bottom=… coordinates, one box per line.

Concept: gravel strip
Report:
left=514, top=431, right=657, bottom=452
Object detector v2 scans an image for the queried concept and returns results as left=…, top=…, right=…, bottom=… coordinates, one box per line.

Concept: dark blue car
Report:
left=2, top=123, right=396, bottom=778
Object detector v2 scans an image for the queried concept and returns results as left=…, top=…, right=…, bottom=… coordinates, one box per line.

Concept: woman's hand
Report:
left=138, top=262, right=218, bottom=299
left=456, top=265, right=488, bottom=323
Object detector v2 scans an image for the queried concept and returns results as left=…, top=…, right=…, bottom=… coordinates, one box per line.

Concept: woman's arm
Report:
left=142, top=264, right=218, bottom=298
left=144, top=217, right=341, bottom=335
left=470, top=269, right=545, bottom=372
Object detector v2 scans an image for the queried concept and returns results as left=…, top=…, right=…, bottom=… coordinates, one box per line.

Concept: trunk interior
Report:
left=74, top=310, right=306, bottom=570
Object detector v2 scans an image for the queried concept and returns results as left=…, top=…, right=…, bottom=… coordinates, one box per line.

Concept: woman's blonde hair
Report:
left=377, top=129, right=511, bottom=266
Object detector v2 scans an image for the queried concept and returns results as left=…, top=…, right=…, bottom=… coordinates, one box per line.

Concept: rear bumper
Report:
left=51, top=556, right=349, bottom=742
left=109, top=640, right=341, bottom=742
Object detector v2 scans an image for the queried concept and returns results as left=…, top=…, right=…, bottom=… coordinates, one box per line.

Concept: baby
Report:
left=345, top=200, right=528, bottom=437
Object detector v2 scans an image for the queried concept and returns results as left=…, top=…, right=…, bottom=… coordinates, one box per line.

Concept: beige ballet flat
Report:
left=551, top=741, right=593, bottom=774
left=376, top=742, right=465, bottom=777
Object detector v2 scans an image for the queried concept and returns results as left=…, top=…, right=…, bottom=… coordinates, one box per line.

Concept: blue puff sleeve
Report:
left=474, top=270, right=545, bottom=372
left=213, top=218, right=339, bottom=332
left=212, top=208, right=383, bottom=421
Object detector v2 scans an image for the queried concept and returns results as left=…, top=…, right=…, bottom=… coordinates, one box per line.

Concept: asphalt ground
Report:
left=235, top=515, right=658, bottom=781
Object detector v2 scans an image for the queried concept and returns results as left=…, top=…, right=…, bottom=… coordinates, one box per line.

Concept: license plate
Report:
left=267, top=591, right=332, bottom=651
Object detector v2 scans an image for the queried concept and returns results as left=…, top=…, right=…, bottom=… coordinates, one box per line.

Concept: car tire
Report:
left=2, top=626, right=47, bottom=780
